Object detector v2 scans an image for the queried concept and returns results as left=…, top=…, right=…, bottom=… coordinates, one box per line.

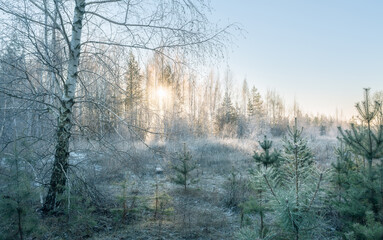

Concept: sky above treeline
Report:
left=209, top=0, right=383, bottom=119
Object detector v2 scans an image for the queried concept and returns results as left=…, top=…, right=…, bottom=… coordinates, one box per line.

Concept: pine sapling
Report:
left=338, top=88, right=383, bottom=178
left=338, top=88, right=383, bottom=215
left=151, top=179, right=173, bottom=235
left=264, top=118, right=323, bottom=240
left=242, top=135, right=280, bottom=238
left=253, top=135, right=280, bottom=169
left=171, top=143, right=198, bottom=190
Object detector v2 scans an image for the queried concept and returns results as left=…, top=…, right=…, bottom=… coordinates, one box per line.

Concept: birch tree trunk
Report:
left=42, top=0, right=85, bottom=214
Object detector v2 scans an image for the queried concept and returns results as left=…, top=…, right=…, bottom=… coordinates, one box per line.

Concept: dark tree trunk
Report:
left=42, top=100, right=73, bottom=214
left=17, top=206, right=23, bottom=240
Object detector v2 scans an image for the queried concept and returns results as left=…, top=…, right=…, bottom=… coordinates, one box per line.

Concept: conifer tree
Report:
left=265, top=118, right=324, bottom=240
left=328, top=145, right=373, bottom=237
left=352, top=211, right=383, bottom=240
left=334, top=88, right=383, bottom=237
left=248, top=87, right=264, bottom=118
left=242, top=78, right=249, bottom=115
left=252, top=87, right=264, bottom=115
left=247, top=98, right=254, bottom=118
left=330, top=145, right=353, bottom=210
left=253, top=135, right=280, bottom=169
left=215, top=90, right=238, bottom=133
left=247, top=87, right=268, bottom=137
left=373, top=91, right=383, bottom=126
left=171, top=143, right=198, bottom=190
left=338, top=88, right=383, bottom=181
left=224, top=170, right=246, bottom=209
left=124, top=52, right=147, bottom=138
left=222, top=90, right=238, bottom=124
left=0, top=144, right=38, bottom=240
left=282, top=118, right=314, bottom=170
left=241, top=167, right=271, bottom=239
left=124, top=52, right=143, bottom=111
left=241, top=136, right=280, bottom=238
left=338, top=88, right=383, bottom=214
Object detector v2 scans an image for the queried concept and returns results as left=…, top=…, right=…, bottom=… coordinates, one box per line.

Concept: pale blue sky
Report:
left=210, top=0, right=383, bottom=119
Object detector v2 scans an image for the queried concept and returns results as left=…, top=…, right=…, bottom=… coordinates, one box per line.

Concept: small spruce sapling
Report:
left=225, top=170, right=245, bottom=209
left=265, top=118, right=323, bottom=240
left=114, top=178, right=142, bottom=223
left=151, top=179, right=173, bottom=236
left=171, top=143, right=198, bottom=190
left=0, top=143, right=38, bottom=240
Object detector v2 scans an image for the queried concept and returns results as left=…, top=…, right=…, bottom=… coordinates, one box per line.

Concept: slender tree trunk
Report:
left=295, top=141, right=299, bottom=207
left=294, top=119, right=299, bottom=240
left=379, top=159, right=383, bottom=219
left=184, top=175, right=187, bottom=191
left=367, top=121, right=373, bottom=180
left=154, top=179, right=159, bottom=220
left=43, top=0, right=85, bottom=214
left=17, top=206, right=23, bottom=240
left=366, top=119, right=378, bottom=213
left=260, top=190, right=264, bottom=238
left=294, top=144, right=299, bottom=240
left=0, top=99, right=6, bottom=138
left=14, top=130, right=24, bottom=240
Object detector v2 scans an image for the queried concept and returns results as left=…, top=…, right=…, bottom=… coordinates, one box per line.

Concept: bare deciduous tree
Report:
left=0, top=0, right=234, bottom=214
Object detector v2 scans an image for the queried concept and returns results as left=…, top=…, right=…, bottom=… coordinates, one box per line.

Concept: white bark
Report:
left=64, top=0, right=85, bottom=103
left=43, top=0, right=85, bottom=213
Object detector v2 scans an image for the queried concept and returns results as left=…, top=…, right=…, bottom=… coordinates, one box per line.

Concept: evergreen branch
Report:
left=263, top=174, right=280, bottom=204
left=308, top=173, right=322, bottom=211
left=285, top=199, right=296, bottom=233
left=338, top=126, right=368, bottom=155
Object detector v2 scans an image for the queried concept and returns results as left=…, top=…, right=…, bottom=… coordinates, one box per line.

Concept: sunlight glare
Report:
left=157, top=87, right=167, bottom=99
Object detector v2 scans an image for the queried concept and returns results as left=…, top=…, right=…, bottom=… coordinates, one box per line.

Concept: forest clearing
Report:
left=0, top=0, right=382, bottom=239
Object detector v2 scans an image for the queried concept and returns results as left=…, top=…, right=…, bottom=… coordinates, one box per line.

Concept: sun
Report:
left=157, top=87, right=167, bottom=99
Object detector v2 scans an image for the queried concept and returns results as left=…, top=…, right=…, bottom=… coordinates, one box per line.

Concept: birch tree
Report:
left=0, top=0, right=233, bottom=214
